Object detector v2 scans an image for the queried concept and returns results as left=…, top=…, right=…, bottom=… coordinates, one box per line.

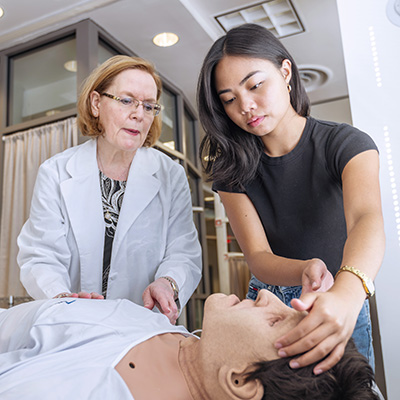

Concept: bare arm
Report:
left=219, top=191, right=331, bottom=290
left=276, top=149, right=385, bottom=373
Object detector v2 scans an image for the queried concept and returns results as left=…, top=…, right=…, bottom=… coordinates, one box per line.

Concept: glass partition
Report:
left=98, top=39, right=119, bottom=65
left=183, top=108, right=196, bottom=164
left=188, top=169, right=200, bottom=206
left=9, top=36, right=77, bottom=125
left=159, top=88, right=177, bottom=151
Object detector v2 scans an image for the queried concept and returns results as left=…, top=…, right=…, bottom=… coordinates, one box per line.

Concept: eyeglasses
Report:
left=102, top=92, right=161, bottom=116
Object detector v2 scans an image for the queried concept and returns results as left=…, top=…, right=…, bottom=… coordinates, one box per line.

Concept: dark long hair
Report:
left=197, top=23, right=310, bottom=189
left=246, top=340, right=379, bottom=400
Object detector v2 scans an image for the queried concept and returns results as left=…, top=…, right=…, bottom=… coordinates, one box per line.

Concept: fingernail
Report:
left=314, top=368, right=323, bottom=375
left=290, top=361, right=300, bottom=369
left=275, top=342, right=282, bottom=349
left=278, top=350, right=287, bottom=357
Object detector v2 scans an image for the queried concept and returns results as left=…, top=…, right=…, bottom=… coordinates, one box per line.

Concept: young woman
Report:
left=197, top=23, right=385, bottom=375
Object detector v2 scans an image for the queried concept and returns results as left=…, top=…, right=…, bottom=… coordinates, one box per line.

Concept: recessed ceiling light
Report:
left=46, top=110, right=61, bottom=116
left=152, top=32, right=179, bottom=47
left=64, top=60, right=77, bottom=72
left=0, top=7, right=4, bottom=18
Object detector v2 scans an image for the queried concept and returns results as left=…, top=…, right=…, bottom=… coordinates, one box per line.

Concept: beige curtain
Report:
left=0, top=117, right=78, bottom=297
left=229, top=256, right=251, bottom=300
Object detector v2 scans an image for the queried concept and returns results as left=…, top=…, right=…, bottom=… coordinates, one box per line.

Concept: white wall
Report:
left=337, top=1, right=400, bottom=398
left=310, top=97, right=352, bottom=125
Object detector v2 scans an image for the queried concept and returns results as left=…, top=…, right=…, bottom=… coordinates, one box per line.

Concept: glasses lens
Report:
left=120, top=98, right=134, bottom=106
left=142, top=102, right=154, bottom=114
left=109, top=93, right=159, bottom=116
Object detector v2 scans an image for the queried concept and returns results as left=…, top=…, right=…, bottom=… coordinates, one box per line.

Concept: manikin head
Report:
left=195, top=289, right=378, bottom=400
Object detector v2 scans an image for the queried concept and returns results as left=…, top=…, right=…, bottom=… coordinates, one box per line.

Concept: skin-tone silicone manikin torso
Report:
left=116, top=289, right=306, bottom=400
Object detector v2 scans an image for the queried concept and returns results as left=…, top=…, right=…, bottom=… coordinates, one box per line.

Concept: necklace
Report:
left=104, top=209, right=112, bottom=221
left=97, top=151, right=131, bottom=182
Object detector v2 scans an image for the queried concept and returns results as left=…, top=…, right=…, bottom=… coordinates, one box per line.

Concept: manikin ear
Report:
left=218, top=365, right=263, bottom=400
left=90, top=90, right=101, bottom=117
left=280, top=58, right=293, bottom=85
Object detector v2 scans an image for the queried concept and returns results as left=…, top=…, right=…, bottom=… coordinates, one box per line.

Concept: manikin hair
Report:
left=246, top=340, right=379, bottom=400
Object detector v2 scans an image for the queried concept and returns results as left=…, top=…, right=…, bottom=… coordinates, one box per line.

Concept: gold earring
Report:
left=287, top=84, right=292, bottom=93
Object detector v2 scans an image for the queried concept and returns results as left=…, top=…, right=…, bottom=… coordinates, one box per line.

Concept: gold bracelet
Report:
left=160, top=277, right=179, bottom=299
left=56, top=293, right=71, bottom=298
left=335, top=265, right=375, bottom=298
left=160, top=276, right=181, bottom=312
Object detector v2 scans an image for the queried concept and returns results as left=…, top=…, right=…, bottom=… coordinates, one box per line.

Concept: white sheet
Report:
left=0, top=298, right=190, bottom=399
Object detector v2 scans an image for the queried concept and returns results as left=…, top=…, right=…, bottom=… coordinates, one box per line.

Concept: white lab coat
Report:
left=17, top=139, right=202, bottom=307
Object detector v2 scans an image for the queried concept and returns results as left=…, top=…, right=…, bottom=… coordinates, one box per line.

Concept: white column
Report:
left=337, top=0, right=400, bottom=398
left=214, top=192, right=230, bottom=294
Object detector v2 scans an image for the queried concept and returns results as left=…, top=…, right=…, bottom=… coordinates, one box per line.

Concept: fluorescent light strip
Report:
left=383, top=125, right=400, bottom=246
left=369, top=26, right=382, bottom=88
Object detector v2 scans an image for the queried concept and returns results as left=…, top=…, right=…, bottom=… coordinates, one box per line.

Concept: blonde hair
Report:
left=77, top=55, right=162, bottom=147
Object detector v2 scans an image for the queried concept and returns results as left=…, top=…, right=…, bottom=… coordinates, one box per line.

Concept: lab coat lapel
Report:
left=60, top=139, right=104, bottom=293
left=112, top=148, right=161, bottom=257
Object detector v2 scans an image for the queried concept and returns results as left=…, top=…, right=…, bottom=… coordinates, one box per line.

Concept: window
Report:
left=98, top=39, right=119, bottom=65
left=159, top=88, right=177, bottom=150
left=183, top=108, right=197, bottom=164
left=187, top=169, right=200, bottom=206
left=9, top=36, right=77, bottom=125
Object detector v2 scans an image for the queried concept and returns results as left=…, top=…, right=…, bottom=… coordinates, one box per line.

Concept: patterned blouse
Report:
left=99, top=170, right=126, bottom=297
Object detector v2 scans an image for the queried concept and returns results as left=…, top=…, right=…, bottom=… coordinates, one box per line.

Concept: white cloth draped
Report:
left=0, top=117, right=78, bottom=297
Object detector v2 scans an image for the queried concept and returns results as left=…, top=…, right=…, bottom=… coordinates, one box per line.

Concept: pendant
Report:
left=105, top=211, right=112, bottom=221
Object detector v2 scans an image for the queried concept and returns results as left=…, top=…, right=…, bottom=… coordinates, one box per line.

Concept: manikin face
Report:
left=90, top=68, right=158, bottom=155
left=214, top=56, right=293, bottom=138
left=202, top=289, right=306, bottom=363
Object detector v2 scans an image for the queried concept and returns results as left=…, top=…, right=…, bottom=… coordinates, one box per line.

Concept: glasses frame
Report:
left=102, top=92, right=161, bottom=116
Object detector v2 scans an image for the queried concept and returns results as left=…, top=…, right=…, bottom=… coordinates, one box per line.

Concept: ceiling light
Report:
left=46, top=110, right=61, bottom=116
left=64, top=60, right=77, bottom=72
left=153, top=32, right=179, bottom=47
left=0, top=7, right=4, bottom=18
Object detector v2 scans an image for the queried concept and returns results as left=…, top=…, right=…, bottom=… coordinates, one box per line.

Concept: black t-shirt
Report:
left=213, top=117, right=378, bottom=275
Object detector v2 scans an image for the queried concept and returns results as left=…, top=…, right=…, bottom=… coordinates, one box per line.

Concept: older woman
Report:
left=17, top=55, right=202, bottom=324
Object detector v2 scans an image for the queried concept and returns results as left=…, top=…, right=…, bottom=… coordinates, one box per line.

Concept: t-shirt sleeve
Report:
left=212, top=180, right=245, bottom=193
left=326, top=123, right=378, bottom=182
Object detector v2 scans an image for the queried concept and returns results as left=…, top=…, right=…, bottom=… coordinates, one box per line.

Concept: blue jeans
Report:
left=247, top=275, right=375, bottom=370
